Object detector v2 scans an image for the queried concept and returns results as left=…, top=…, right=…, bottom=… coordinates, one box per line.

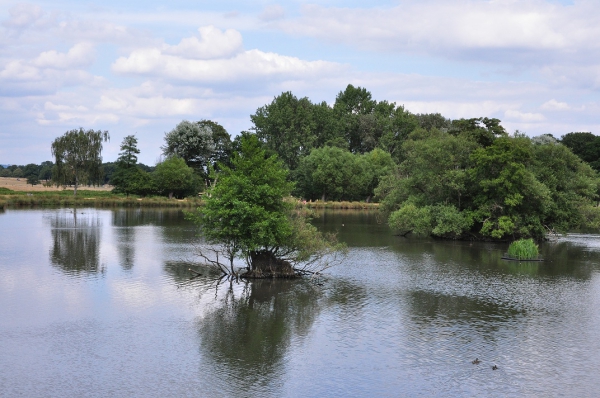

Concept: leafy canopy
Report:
left=51, top=128, right=110, bottom=195
left=196, top=134, right=294, bottom=255
left=378, top=127, right=600, bottom=240
left=189, top=134, right=344, bottom=275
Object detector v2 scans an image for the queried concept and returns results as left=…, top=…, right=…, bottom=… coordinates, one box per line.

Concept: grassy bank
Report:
left=299, top=200, right=379, bottom=210
left=0, top=188, right=381, bottom=210
left=0, top=188, right=203, bottom=208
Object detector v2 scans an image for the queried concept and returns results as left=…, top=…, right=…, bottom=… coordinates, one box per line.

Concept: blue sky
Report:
left=0, top=0, right=598, bottom=165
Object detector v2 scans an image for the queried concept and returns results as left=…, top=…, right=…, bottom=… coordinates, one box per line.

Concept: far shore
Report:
left=0, top=177, right=112, bottom=192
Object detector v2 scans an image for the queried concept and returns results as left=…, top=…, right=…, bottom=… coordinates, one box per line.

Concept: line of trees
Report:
left=4, top=84, right=600, bottom=240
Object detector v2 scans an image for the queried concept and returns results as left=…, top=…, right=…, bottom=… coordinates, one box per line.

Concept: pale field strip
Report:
left=0, top=177, right=112, bottom=192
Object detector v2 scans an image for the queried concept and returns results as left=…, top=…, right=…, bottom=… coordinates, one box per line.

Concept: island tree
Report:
left=51, top=128, right=110, bottom=195
left=187, top=134, right=344, bottom=278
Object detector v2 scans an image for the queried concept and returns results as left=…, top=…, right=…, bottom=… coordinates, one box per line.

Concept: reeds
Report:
left=507, top=238, right=539, bottom=260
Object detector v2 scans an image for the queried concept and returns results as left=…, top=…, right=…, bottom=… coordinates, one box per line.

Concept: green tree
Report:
left=333, top=84, right=377, bottom=154
left=117, top=135, right=140, bottom=168
left=201, top=119, right=233, bottom=169
left=111, top=135, right=152, bottom=197
left=449, top=117, right=507, bottom=147
left=294, top=146, right=372, bottom=201
left=27, top=174, right=39, bottom=186
left=12, top=167, right=23, bottom=178
left=51, top=128, right=110, bottom=195
left=377, top=128, right=600, bottom=240
left=112, top=167, right=155, bottom=196
left=333, top=85, right=418, bottom=158
left=469, top=136, right=551, bottom=239
left=188, top=134, right=343, bottom=277
left=161, top=120, right=216, bottom=179
left=251, top=92, right=337, bottom=170
left=560, top=132, right=600, bottom=171
left=23, top=163, right=40, bottom=179
left=415, top=113, right=452, bottom=131
left=38, top=161, right=53, bottom=182
left=153, top=156, right=200, bottom=199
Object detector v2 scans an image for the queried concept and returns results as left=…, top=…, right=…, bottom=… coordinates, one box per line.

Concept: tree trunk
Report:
left=242, top=250, right=297, bottom=279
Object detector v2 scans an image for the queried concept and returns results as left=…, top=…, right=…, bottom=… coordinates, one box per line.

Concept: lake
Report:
left=1, top=208, right=599, bottom=397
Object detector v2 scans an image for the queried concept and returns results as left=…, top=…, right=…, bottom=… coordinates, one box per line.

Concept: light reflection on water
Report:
left=0, top=208, right=599, bottom=397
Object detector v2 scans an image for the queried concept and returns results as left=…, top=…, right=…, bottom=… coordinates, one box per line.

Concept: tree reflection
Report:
left=196, top=279, right=322, bottom=393
left=49, top=209, right=102, bottom=274
left=112, top=209, right=137, bottom=270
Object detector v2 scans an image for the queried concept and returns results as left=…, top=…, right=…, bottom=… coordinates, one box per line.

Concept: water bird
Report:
left=492, top=365, right=498, bottom=370
left=472, top=358, right=481, bottom=365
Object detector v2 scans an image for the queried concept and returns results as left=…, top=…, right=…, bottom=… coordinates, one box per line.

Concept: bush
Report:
left=507, top=238, right=539, bottom=260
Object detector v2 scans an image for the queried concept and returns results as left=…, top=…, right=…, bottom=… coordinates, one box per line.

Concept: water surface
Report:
left=1, top=208, right=599, bottom=397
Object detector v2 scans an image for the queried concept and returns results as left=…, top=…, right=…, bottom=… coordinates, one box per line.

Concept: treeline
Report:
left=0, top=160, right=154, bottom=186
left=5, top=84, right=600, bottom=239
left=0, top=162, right=54, bottom=184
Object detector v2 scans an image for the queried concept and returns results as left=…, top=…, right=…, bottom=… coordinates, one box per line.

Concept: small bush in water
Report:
left=508, top=238, right=539, bottom=260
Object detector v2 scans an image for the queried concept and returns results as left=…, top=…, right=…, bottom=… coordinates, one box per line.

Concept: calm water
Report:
left=1, top=208, right=600, bottom=397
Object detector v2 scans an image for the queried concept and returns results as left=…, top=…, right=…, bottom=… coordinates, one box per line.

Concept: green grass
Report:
left=0, top=190, right=203, bottom=208
left=507, top=238, right=539, bottom=260
left=299, top=200, right=379, bottom=210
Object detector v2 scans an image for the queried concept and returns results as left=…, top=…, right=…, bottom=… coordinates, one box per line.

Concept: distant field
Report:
left=0, top=177, right=112, bottom=193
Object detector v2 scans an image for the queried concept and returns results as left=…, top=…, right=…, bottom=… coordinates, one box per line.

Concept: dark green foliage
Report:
left=450, top=117, right=507, bottom=147
left=117, top=135, right=140, bottom=168
left=51, top=128, right=110, bottom=195
left=26, top=174, right=39, bottom=186
left=333, top=85, right=419, bottom=159
left=110, top=135, right=154, bottom=196
left=12, top=167, right=23, bottom=178
left=38, top=161, right=53, bottom=182
left=560, top=132, right=600, bottom=171
left=378, top=127, right=600, bottom=240
left=415, top=113, right=452, bottom=131
left=188, top=134, right=343, bottom=276
left=194, top=135, right=293, bottom=252
left=102, top=162, right=116, bottom=185
left=153, top=156, right=200, bottom=199
left=251, top=92, right=338, bottom=170
left=251, top=86, right=418, bottom=170
left=23, top=163, right=40, bottom=178
left=111, top=166, right=155, bottom=197
left=294, top=146, right=394, bottom=201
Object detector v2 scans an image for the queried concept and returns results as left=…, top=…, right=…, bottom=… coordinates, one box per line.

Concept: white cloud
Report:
left=112, top=26, right=343, bottom=83
left=541, top=99, right=570, bottom=111
left=278, top=1, right=600, bottom=64
left=2, top=3, right=47, bottom=30
left=163, top=26, right=243, bottom=60
left=504, top=109, right=546, bottom=122
left=33, top=42, right=95, bottom=69
left=2, top=1, right=600, bottom=165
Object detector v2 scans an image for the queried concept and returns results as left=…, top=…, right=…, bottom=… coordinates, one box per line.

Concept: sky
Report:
left=1, top=0, right=599, bottom=165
